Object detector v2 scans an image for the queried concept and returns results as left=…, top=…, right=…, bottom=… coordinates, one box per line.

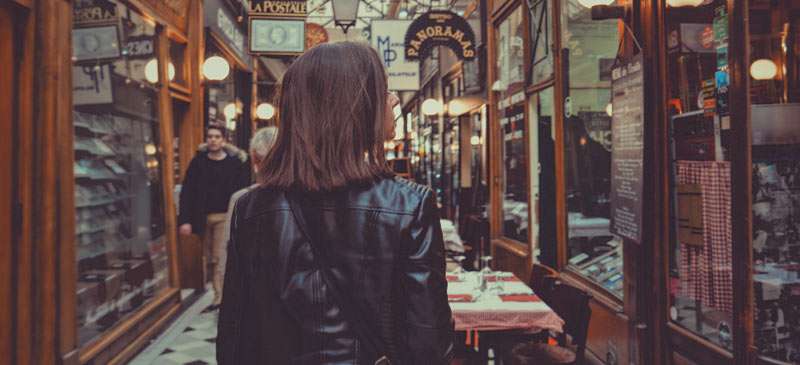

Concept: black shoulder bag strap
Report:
left=286, top=194, right=392, bottom=365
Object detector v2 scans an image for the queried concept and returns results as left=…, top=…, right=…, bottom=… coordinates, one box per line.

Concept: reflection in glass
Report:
left=560, top=0, right=621, bottom=297
left=665, top=0, right=733, bottom=349
left=496, top=6, right=529, bottom=243
left=72, top=0, right=169, bottom=346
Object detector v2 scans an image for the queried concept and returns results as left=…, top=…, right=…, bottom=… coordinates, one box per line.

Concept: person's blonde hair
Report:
left=249, top=126, right=278, bottom=161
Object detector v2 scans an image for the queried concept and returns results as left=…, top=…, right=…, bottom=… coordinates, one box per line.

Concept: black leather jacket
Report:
left=217, top=177, right=455, bottom=364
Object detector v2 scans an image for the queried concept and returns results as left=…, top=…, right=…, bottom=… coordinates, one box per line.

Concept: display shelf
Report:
left=75, top=194, right=133, bottom=209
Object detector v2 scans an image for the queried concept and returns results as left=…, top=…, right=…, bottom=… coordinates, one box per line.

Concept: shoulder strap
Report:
left=286, top=194, right=390, bottom=362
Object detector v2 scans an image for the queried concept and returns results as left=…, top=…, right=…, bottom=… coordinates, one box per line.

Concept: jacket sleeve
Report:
left=237, top=158, right=252, bottom=190
left=217, top=199, right=247, bottom=364
left=398, top=188, right=455, bottom=364
left=177, top=157, right=199, bottom=226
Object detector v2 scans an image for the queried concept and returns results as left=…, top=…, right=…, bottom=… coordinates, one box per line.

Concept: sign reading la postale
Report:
left=73, top=0, right=118, bottom=25
left=249, top=0, right=307, bottom=17
left=404, top=10, right=476, bottom=61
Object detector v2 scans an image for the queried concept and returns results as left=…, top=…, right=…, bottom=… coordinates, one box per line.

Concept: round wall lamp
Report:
left=144, top=59, right=175, bottom=83
left=421, top=98, right=444, bottom=116
left=256, top=103, right=276, bottom=120
left=750, top=59, right=777, bottom=80
left=447, top=99, right=470, bottom=117
left=223, top=103, right=238, bottom=120
left=203, top=56, right=231, bottom=81
left=666, top=0, right=704, bottom=7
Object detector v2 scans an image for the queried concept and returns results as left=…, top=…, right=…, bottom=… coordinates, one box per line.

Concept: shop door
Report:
left=0, top=3, right=17, bottom=363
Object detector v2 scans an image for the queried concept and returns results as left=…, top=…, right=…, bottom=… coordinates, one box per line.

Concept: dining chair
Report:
left=509, top=282, right=593, bottom=365
left=529, top=263, right=559, bottom=301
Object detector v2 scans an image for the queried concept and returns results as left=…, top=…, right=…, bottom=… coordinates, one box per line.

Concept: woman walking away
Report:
left=217, top=42, right=455, bottom=365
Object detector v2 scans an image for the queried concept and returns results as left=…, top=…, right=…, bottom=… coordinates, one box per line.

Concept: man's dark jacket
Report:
left=217, top=177, right=455, bottom=364
left=177, top=144, right=251, bottom=234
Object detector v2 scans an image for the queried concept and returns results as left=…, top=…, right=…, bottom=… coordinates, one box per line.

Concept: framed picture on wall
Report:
left=249, top=18, right=305, bottom=55
left=72, top=25, right=122, bottom=62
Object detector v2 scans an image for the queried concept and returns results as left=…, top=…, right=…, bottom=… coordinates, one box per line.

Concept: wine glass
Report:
left=453, top=255, right=466, bottom=281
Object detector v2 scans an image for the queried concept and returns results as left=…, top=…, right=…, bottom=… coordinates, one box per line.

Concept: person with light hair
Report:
left=213, top=126, right=278, bottom=310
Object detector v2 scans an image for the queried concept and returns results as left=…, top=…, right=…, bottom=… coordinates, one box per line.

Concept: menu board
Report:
left=610, top=54, right=644, bottom=243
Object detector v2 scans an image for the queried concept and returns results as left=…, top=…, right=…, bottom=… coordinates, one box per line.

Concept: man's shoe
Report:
left=202, top=304, right=220, bottom=313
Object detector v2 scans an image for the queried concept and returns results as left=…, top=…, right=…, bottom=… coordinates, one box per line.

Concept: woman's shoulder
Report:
left=353, top=177, right=433, bottom=215
left=232, top=185, right=288, bottom=220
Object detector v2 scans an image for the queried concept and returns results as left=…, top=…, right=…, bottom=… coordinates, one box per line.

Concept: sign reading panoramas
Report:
left=250, top=0, right=307, bottom=17
left=404, top=10, right=476, bottom=61
left=372, top=20, right=419, bottom=91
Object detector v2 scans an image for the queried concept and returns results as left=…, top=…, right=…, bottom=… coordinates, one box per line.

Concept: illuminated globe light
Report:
left=470, top=136, right=481, bottom=146
left=448, top=99, right=470, bottom=116
left=203, top=56, right=231, bottom=81
left=421, top=98, right=443, bottom=116
left=256, top=103, right=276, bottom=120
left=666, top=0, right=704, bottom=6
left=606, top=103, right=613, bottom=117
left=577, top=0, right=614, bottom=8
left=144, top=59, right=176, bottom=83
left=750, top=59, right=777, bottom=80
left=144, top=143, right=157, bottom=155
left=223, top=103, right=237, bottom=120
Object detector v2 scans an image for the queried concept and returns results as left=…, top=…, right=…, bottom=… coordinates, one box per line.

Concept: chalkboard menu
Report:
left=610, top=54, right=644, bottom=243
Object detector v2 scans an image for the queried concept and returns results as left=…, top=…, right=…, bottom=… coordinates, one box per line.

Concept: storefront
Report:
left=486, top=0, right=800, bottom=363
left=204, top=0, right=255, bottom=149
left=403, top=1, right=488, bottom=227
left=3, top=0, right=207, bottom=363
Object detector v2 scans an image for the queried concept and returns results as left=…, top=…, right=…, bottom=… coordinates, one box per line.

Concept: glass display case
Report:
left=72, top=1, right=169, bottom=346
left=747, top=1, right=800, bottom=361
left=559, top=0, right=620, bottom=298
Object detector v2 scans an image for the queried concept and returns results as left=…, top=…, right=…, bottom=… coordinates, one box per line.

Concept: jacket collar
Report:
left=197, top=143, right=248, bottom=163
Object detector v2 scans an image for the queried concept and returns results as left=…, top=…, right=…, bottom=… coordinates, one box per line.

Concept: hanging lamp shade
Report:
left=332, top=0, right=360, bottom=34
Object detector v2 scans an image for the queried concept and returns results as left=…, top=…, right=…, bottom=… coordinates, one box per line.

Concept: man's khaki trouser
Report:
left=204, top=213, right=228, bottom=305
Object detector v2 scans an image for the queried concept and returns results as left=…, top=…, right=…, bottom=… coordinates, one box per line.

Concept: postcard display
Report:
left=72, top=1, right=170, bottom=345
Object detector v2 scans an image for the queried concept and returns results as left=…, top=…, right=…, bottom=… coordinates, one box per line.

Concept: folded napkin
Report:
left=448, top=294, right=474, bottom=302
left=499, top=294, right=540, bottom=302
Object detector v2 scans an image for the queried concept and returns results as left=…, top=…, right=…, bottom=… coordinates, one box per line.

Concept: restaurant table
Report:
left=447, top=271, right=564, bottom=333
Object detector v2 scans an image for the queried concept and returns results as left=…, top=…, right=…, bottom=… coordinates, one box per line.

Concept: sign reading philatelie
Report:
left=249, top=0, right=307, bottom=17
left=372, top=20, right=419, bottom=91
left=404, top=10, right=477, bottom=61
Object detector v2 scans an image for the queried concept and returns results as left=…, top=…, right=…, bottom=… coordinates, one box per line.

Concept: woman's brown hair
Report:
left=259, top=42, right=393, bottom=192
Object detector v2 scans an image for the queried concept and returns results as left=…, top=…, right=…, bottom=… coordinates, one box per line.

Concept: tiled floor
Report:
left=130, top=290, right=219, bottom=365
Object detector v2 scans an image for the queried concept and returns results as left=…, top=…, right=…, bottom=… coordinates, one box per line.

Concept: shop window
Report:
left=748, top=1, right=800, bottom=362
left=496, top=6, right=528, bottom=244
left=531, top=88, right=557, bottom=268
left=528, top=0, right=554, bottom=85
left=560, top=0, right=621, bottom=297
left=664, top=0, right=733, bottom=350
left=72, top=0, right=168, bottom=346
left=169, top=41, right=187, bottom=87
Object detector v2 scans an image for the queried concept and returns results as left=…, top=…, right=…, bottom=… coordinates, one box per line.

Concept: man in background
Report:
left=178, top=125, right=250, bottom=311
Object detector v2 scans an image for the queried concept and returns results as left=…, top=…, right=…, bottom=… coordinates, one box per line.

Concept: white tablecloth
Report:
left=447, top=272, right=564, bottom=333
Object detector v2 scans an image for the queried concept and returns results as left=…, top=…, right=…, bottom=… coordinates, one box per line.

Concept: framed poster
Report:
left=249, top=18, right=305, bottom=55
left=72, top=25, right=121, bottom=62
left=73, top=64, right=114, bottom=105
